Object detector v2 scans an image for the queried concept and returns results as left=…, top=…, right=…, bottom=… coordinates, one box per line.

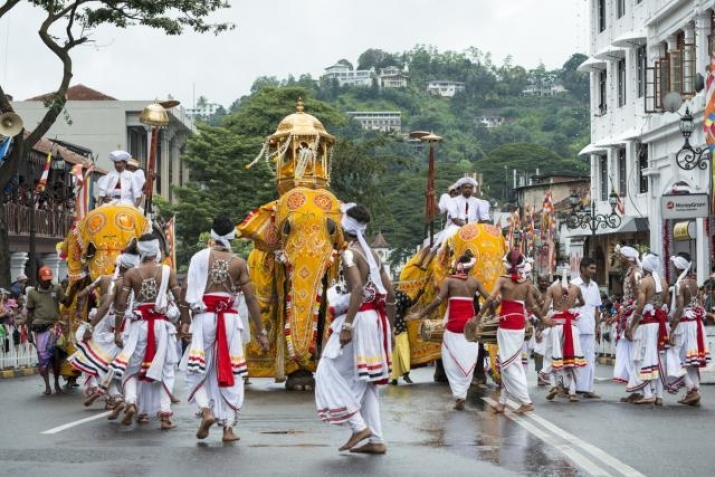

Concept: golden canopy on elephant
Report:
left=238, top=187, right=345, bottom=383
left=398, top=222, right=507, bottom=366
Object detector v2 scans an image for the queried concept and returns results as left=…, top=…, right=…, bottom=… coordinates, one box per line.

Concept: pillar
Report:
left=10, top=252, right=28, bottom=282
left=40, top=253, right=61, bottom=283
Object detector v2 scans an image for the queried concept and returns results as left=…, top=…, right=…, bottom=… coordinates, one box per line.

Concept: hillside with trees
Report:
left=164, top=46, right=591, bottom=269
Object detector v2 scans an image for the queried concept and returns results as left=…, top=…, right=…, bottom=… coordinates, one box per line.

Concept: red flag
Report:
left=35, top=152, right=52, bottom=193
left=705, top=51, right=715, bottom=212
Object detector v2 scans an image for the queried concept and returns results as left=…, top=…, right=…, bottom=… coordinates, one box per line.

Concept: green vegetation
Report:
left=165, top=46, right=590, bottom=269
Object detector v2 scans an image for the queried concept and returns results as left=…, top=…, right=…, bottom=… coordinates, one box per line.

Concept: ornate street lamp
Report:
left=675, top=107, right=709, bottom=171
left=567, top=189, right=622, bottom=257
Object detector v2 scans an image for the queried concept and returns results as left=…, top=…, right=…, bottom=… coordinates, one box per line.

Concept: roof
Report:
left=371, top=231, right=390, bottom=248
left=26, top=84, right=117, bottom=102
left=24, top=132, right=106, bottom=174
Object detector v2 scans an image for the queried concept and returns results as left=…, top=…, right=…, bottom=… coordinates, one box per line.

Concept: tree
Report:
left=559, top=53, right=590, bottom=102
left=0, top=0, right=232, bottom=287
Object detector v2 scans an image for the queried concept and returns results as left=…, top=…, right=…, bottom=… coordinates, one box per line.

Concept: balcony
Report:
left=3, top=202, right=74, bottom=240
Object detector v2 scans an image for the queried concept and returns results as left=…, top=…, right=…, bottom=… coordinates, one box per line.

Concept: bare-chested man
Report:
left=181, top=214, right=269, bottom=442
left=541, top=275, right=586, bottom=402
left=111, top=233, right=182, bottom=429
left=315, top=204, right=395, bottom=455
left=669, top=253, right=710, bottom=406
left=533, top=275, right=550, bottom=384
left=472, top=250, right=545, bottom=414
left=612, top=246, right=642, bottom=402
left=409, top=250, right=489, bottom=410
left=625, top=253, right=669, bottom=405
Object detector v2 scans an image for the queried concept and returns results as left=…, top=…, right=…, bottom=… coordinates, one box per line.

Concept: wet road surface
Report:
left=0, top=364, right=712, bottom=476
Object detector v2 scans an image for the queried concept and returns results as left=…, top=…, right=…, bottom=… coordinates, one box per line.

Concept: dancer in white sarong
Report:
left=180, top=214, right=269, bottom=442
left=472, top=250, right=546, bottom=414
left=668, top=253, right=711, bottom=406
left=612, top=246, right=642, bottom=402
left=409, top=251, right=489, bottom=410
left=625, top=253, right=669, bottom=405
left=315, top=204, right=395, bottom=455
left=541, top=276, right=586, bottom=402
left=111, top=233, right=182, bottom=430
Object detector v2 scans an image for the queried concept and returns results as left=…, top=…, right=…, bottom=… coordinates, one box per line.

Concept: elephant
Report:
left=398, top=222, right=507, bottom=381
left=238, top=187, right=345, bottom=390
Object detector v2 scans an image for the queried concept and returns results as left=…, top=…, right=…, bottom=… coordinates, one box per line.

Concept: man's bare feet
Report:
left=453, top=399, right=466, bottom=411
left=582, top=392, right=601, bottom=399
left=620, top=393, right=642, bottom=403
left=54, top=385, right=63, bottom=394
left=546, top=387, right=559, bottom=401
left=569, top=394, right=579, bottom=402
left=633, top=396, right=656, bottom=405
left=42, top=389, right=52, bottom=396
left=514, top=403, right=535, bottom=413
left=681, top=390, right=701, bottom=406
left=493, top=402, right=506, bottom=413
left=655, top=398, right=663, bottom=407
left=338, top=428, right=372, bottom=451
left=222, top=427, right=240, bottom=442
left=350, top=442, right=387, bottom=454
left=107, top=400, right=124, bottom=420
left=121, top=404, right=137, bottom=426
left=137, top=414, right=150, bottom=424
left=196, top=408, right=216, bottom=440
left=84, top=391, right=102, bottom=407
left=160, top=417, right=176, bottom=430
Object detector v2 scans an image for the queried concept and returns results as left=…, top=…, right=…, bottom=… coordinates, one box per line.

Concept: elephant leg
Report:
left=285, top=370, right=315, bottom=391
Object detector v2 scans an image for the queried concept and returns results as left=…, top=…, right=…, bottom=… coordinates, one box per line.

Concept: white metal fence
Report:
left=0, top=325, right=38, bottom=371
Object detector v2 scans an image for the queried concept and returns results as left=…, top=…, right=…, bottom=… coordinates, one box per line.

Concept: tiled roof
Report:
left=26, top=84, right=117, bottom=101
left=23, top=132, right=106, bottom=174
left=371, top=231, right=390, bottom=248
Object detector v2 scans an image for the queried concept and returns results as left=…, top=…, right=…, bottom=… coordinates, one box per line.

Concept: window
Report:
left=600, top=155, right=608, bottom=201
left=637, top=46, right=646, bottom=98
left=617, top=0, right=625, bottom=19
left=618, top=148, right=627, bottom=196
left=645, top=37, right=696, bottom=112
left=617, top=59, right=627, bottom=107
left=638, top=144, right=649, bottom=193
left=598, top=70, right=608, bottom=114
left=598, top=0, right=606, bottom=32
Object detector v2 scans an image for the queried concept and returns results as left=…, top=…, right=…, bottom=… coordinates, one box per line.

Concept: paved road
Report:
left=0, top=363, right=712, bottom=477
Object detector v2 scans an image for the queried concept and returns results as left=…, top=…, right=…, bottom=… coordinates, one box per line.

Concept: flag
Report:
left=615, top=191, right=625, bottom=215
left=0, top=137, right=11, bottom=166
left=704, top=50, right=715, bottom=213
left=163, top=216, right=176, bottom=270
left=74, top=164, right=95, bottom=222
left=35, top=151, right=52, bottom=193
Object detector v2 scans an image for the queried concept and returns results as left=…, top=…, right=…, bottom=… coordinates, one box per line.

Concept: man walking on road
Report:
left=571, top=257, right=602, bottom=398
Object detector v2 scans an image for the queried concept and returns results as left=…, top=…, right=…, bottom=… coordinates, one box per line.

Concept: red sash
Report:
left=641, top=308, right=669, bottom=350
left=446, top=298, right=475, bottom=333
left=498, top=300, right=525, bottom=330
left=359, top=300, right=391, bottom=385
left=136, top=304, right=168, bottom=382
left=203, top=295, right=237, bottom=388
left=682, top=308, right=707, bottom=359
left=553, top=310, right=578, bottom=362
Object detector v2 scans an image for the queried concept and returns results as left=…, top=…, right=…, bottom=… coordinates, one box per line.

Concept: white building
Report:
left=322, top=64, right=374, bottom=87
left=186, top=102, right=221, bottom=119
left=378, top=66, right=410, bottom=89
left=572, top=0, right=714, bottom=287
left=346, top=111, right=401, bottom=132
left=12, top=84, right=194, bottom=204
left=476, top=116, right=505, bottom=128
left=427, top=80, right=466, bottom=97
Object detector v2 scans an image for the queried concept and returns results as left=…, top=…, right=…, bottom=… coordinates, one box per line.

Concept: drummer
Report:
left=408, top=251, right=489, bottom=410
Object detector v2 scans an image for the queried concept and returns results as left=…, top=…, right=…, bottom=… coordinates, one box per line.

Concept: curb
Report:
left=0, top=367, right=38, bottom=379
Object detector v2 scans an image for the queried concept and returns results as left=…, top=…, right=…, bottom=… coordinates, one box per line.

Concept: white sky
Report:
left=0, top=0, right=589, bottom=108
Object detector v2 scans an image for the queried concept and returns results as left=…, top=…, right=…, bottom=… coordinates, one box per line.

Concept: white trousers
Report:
left=498, top=328, right=531, bottom=405
left=575, top=334, right=596, bottom=393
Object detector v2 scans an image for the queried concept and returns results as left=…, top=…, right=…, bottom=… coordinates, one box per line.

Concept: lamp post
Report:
left=567, top=189, right=622, bottom=258
left=409, top=130, right=443, bottom=247
left=675, top=107, right=709, bottom=171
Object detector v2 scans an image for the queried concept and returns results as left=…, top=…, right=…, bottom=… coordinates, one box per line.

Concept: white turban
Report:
left=618, top=245, right=641, bottom=268
left=641, top=253, right=662, bottom=293
left=670, top=255, right=691, bottom=273
left=109, top=150, right=131, bottom=162
left=210, top=228, right=236, bottom=249
left=137, top=238, right=161, bottom=261
left=120, top=253, right=140, bottom=270
left=341, top=203, right=385, bottom=294
left=670, top=255, right=692, bottom=314
left=455, top=177, right=478, bottom=189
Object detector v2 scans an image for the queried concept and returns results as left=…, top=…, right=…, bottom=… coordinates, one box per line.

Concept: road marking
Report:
left=482, top=398, right=613, bottom=477
left=41, top=411, right=111, bottom=435
left=502, top=399, right=646, bottom=477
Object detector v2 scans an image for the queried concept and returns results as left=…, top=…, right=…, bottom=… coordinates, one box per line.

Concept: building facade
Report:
left=574, top=0, right=714, bottom=285
left=427, top=80, right=466, bottom=97
left=346, top=111, right=402, bottom=132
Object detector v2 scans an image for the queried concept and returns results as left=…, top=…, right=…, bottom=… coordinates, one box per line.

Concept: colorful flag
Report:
left=615, top=191, right=625, bottom=215
left=0, top=137, right=11, bottom=166
left=704, top=50, right=715, bottom=212
left=35, top=151, right=52, bottom=193
left=163, top=216, right=176, bottom=270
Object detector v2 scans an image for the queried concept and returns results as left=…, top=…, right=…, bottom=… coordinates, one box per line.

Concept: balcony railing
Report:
left=3, top=202, right=74, bottom=239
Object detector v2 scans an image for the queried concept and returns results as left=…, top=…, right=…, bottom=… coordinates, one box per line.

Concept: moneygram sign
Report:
left=661, top=193, right=710, bottom=219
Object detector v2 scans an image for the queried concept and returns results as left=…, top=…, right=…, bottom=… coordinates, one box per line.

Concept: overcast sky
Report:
left=0, top=0, right=589, bottom=109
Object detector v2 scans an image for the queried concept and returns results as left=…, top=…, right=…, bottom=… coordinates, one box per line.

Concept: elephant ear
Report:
left=237, top=201, right=280, bottom=252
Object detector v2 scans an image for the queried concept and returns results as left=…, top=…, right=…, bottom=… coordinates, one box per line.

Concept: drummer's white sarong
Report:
left=498, top=327, right=531, bottom=405
left=442, top=329, right=479, bottom=400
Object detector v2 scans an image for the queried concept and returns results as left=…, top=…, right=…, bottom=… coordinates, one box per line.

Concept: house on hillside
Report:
left=427, top=80, right=465, bottom=97
left=12, top=84, right=194, bottom=204
left=322, top=64, right=374, bottom=87
left=378, top=66, right=410, bottom=89
left=476, top=116, right=505, bottom=128
left=346, top=111, right=401, bottom=132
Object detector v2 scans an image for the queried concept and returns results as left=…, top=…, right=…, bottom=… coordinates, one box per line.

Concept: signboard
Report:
left=661, top=193, right=710, bottom=219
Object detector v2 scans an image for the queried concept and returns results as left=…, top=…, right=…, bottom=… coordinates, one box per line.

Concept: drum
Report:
left=419, top=319, right=445, bottom=343
left=464, top=315, right=499, bottom=344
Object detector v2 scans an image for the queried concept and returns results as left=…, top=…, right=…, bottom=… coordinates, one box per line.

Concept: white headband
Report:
left=341, top=204, right=385, bottom=294
left=210, top=228, right=236, bottom=249
left=137, top=239, right=161, bottom=261
left=641, top=254, right=662, bottom=293
left=670, top=256, right=691, bottom=273
left=618, top=246, right=641, bottom=268
left=455, top=257, right=477, bottom=272
left=120, top=253, right=140, bottom=269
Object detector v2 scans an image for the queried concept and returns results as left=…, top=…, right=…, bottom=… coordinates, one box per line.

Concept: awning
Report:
left=578, top=143, right=609, bottom=155
left=593, top=46, right=627, bottom=60
left=612, top=127, right=641, bottom=144
left=577, top=56, right=608, bottom=73
left=612, top=30, right=647, bottom=48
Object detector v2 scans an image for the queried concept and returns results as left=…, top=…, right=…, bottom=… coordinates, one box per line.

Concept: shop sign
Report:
left=661, top=194, right=710, bottom=219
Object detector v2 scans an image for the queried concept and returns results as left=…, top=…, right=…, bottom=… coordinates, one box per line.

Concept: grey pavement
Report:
left=0, top=361, right=712, bottom=477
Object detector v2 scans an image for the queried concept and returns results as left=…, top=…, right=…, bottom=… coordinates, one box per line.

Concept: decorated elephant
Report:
left=238, top=187, right=344, bottom=390
left=398, top=222, right=507, bottom=375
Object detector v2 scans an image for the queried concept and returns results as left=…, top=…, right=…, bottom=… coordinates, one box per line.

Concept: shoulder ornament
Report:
left=342, top=249, right=356, bottom=269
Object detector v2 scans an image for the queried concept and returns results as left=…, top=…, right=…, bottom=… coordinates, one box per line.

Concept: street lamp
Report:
left=675, top=107, right=709, bottom=171
left=567, top=189, right=622, bottom=257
